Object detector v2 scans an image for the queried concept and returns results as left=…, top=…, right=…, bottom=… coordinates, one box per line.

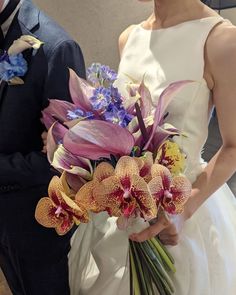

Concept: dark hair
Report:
left=201, top=0, right=236, bottom=9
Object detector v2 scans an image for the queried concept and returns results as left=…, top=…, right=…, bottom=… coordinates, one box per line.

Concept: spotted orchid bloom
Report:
left=95, top=156, right=157, bottom=223
left=155, top=140, right=186, bottom=175
left=134, top=151, right=154, bottom=183
left=35, top=174, right=89, bottom=235
left=148, top=164, right=191, bottom=215
left=75, top=162, right=115, bottom=213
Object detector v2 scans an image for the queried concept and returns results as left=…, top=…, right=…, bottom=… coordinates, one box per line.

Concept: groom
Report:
left=0, top=0, right=85, bottom=294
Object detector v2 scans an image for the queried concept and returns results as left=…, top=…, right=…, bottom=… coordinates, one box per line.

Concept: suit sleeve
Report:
left=0, top=40, right=86, bottom=193
left=43, top=39, right=86, bottom=105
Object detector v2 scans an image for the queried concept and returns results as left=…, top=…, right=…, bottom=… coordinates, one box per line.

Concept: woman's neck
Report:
left=146, top=0, right=217, bottom=29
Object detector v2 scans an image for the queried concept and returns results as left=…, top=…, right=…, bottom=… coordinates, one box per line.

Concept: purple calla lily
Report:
left=144, top=80, right=193, bottom=150
left=63, top=120, right=135, bottom=160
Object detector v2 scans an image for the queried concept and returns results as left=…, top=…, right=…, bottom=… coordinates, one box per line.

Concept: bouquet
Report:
left=35, top=63, right=192, bottom=295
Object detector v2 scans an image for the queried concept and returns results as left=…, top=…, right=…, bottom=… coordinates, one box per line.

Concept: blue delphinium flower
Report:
left=100, top=65, right=117, bottom=82
left=87, top=63, right=102, bottom=85
left=0, top=53, right=27, bottom=82
left=109, top=86, right=122, bottom=106
left=87, top=63, right=118, bottom=86
left=90, top=86, right=112, bottom=111
left=67, top=108, right=94, bottom=120
left=104, top=105, right=133, bottom=127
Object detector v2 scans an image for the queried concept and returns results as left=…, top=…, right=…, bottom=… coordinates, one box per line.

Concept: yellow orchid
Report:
left=75, top=162, right=115, bottom=213
left=95, top=156, right=157, bottom=221
left=134, top=151, right=154, bottom=183
left=148, top=164, right=191, bottom=215
left=155, top=140, right=186, bottom=175
left=35, top=174, right=89, bottom=235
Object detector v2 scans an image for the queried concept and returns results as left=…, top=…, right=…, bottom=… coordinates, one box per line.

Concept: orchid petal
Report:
left=93, top=162, right=115, bottom=182
left=134, top=151, right=154, bottom=182
left=155, top=140, right=186, bottom=175
left=75, top=181, right=104, bottom=213
left=169, top=176, right=192, bottom=214
left=48, top=176, right=64, bottom=206
left=60, top=191, right=89, bottom=223
left=130, top=174, right=157, bottom=220
left=151, top=164, right=172, bottom=189
left=35, top=197, right=60, bottom=228
left=115, top=156, right=140, bottom=177
left=148, top=176, right=164, bottom=205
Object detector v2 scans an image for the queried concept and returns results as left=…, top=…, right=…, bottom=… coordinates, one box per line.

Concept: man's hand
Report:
left=41, top=131, right=48, bottom=153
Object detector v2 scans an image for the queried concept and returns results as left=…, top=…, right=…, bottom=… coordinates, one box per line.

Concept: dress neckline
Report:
left=139, top=16, right=223, bottom=32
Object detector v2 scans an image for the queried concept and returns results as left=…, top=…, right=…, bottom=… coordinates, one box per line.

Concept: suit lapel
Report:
left=0, top=0, right=40, bottom=107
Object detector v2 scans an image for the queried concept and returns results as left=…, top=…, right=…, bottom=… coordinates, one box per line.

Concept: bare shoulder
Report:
left=118, top=25, right=137, bottom=57
left=206, top=22, right=236, bottom=67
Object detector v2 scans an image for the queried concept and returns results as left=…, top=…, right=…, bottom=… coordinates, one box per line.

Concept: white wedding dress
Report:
left=69, top=16, right=236, bottom=295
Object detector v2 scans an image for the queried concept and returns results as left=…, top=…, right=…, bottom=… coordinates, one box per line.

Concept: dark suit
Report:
left=0, top=1, right=86, bottom=294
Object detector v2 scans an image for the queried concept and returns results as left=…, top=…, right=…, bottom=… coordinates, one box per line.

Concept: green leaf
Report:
left=130, top=246, right=141, bottom=295
left=130, top=241, right=150, bottom=295
left=156, top=237, right=175, bottom=264
left=151, top=238, right=176, bottom=273
left=141, top=242, right=175, bottom=294
left=136, top=243, right=168, bottom=295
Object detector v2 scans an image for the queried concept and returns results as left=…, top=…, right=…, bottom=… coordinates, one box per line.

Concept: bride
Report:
left=69, top=0, right=236, bottom=294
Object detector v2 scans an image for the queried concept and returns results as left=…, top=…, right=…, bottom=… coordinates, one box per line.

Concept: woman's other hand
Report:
left=129, top=211, right=188, bottom=245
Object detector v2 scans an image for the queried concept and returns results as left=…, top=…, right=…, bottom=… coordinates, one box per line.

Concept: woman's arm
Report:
left=118, top=25, right=136, bottom=57
left=185, top=23, right=236, bottom=216
left=130, top=23, right=236, bottom=243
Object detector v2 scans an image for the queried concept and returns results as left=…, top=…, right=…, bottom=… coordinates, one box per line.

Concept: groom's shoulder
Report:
left=18, top=1, right=81, bottom=59
left=37, top=10, right=77, bottom=55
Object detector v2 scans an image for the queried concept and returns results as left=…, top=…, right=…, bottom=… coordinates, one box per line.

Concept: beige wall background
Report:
left=33, top=0, right=153, bottom=70
left=33, top=0, right=236, bottom=71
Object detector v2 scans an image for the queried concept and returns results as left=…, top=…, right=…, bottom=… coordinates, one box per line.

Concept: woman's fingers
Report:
left=41, top=131, right=47, bottom=140
left=41, top=131, right=48, bottom=153
left=159, top=233, right=179, bottom=246
left=129, top=216, right=170, bottom=242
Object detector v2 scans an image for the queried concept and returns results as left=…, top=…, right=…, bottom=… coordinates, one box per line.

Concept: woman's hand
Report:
left=129, top=211, right=188, bottom=245
left=41, top=131, right=48, bottom=153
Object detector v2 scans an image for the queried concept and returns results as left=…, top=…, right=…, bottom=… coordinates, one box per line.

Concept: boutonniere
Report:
left=0, top=35, right=43, bottom=85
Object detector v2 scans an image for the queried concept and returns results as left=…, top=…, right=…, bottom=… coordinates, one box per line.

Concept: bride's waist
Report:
left=184, top=159, right=206, bottom=183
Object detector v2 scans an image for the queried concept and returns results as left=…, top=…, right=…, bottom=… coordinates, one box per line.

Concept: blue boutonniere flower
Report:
left=0, top=35, right=43, bottom=85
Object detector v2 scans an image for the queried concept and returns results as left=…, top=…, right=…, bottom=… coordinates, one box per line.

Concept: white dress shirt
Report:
left=1, top=0, right=23, bottom=37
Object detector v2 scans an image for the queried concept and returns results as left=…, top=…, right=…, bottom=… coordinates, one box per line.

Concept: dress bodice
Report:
left=115, top=16, right=225, bottom=182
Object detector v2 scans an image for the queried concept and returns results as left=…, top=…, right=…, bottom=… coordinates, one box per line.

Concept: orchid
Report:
left=134, top=151, right=154, bottom=183
left=155, top=140, right=186, bottom=175
left=75, top=162, right=115, bottom=213
left=35, top=174, right=89, bottom=235
left=95, top=156, right=157, bottom=223
left=148, top=164, right=191, bottom=214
